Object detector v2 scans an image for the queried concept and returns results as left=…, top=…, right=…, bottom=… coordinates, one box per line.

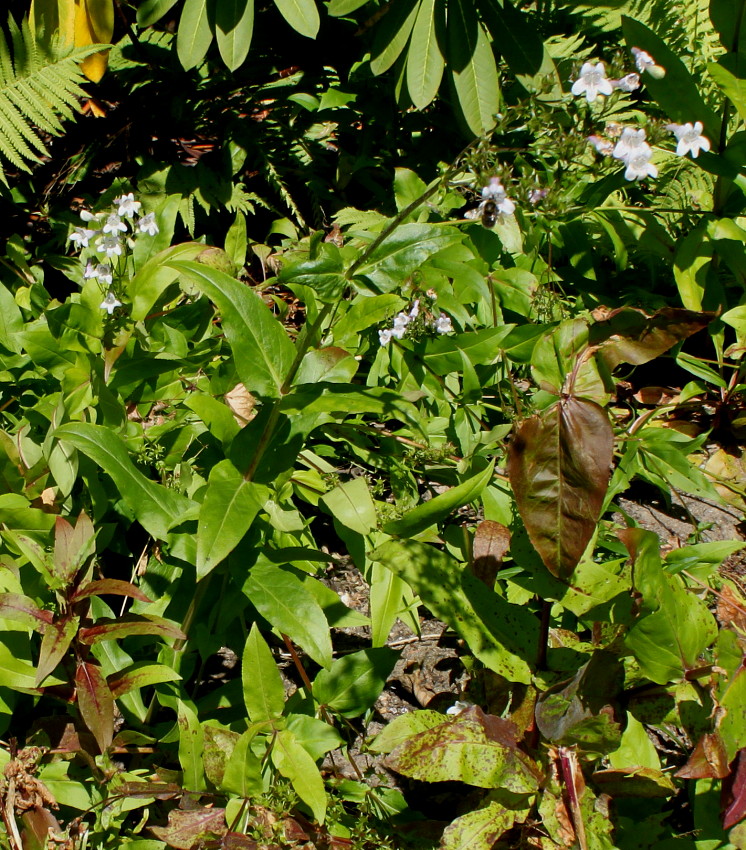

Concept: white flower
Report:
left=378, top=328, right=393, bottom=346
left=481, top=177, right=516, bottom=215
left=435, top=314, right=453, bottom=334
left=612, top=127, right=650, bottom=163
left=69, top=227, right=97, bottom=248
left=103, top=213, right=127, bottom=235
left=80, top=209, right=99, bottom=223
left=96, top=235, right=123, bottom=258
left=426, top=288, right=437, bottom=301
left=667, top=122, right=711, bottom=158
left=84, top=261, right=98, bottom=279
left=624, top=150, right=658, bottom=181
left=392, top=313, right=409, bottom=338
left=613, top=73, right=640, bottom=92
left=588, top=135, right=614, bottom=156
left=114, top=192, right=141, bottom=219
left=96, top=263, right=113, bottom=285
left=631, top=48, right=655, bottom=72
left=446, top=700, right=472, bottom=716
left=528, top=188, right=548, bottom=204
left=571, top=62, right=614, bottom=103
left=409, top=299, right=420, bottom=320
left=137, top=212, right=159, bottom=236
left=99, top=292, right=122, bottom=315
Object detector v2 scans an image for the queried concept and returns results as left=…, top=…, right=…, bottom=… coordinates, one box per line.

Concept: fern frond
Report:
left=0, top=15, right=99, bottom=184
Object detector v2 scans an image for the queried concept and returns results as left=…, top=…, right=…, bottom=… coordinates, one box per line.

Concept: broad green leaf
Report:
left=55, top=424, right=193, bottom=542
left=370, top=0, right=418, bottom=75
left=320, top=478, right=377, bottom=536
left=448, top=1, right=499, bottom=136
left=608, top=714, right=661, bottom=770
left=386, top=706, right=541, bottom=792
left=369, top=709, right=446, bottom=753
left=406, top=0, right=446, bottom=110
left=719, top=666, right=746, bottom=760
left=137, top=0, right=180, bottom=26
left=242, top=623, right=285, bottom=724
left=273, top=0, right=319, bottom=38
left=36, top=616, right=78, bottom=686
left=285, top=715, right=344, bottom=759
left=177, top=0, right=214, bottom=70
left=415, top=326, right=515, bottom=375
left=0, top=283, right=22, bottom=352
left=327, top=0, right=368, bottom=14
left=354, top=225, right=461, bottom=292
left=169, top=261, right=296, bottom=397
left=440, top=802, right=516, bottom=850
left=107, top=663, right=182, bottom=698
left=196, top=460, right=267, bottom=580
left=278, top=244, right=347, bottom=303
left=177, top=700, right=206, bottom=792
left=222, top=730, right=264, bottom=796
left=708, top=57, right=746, bottom=121
left=225, top=211, right=248, bottom=269
left=331, top=294, right=406, bottom=343
left=508, top=398, right=614, bottom=580
left=665, top=541, right=746, bottom=577
left=710, top=0, right=746, bottom=53
left=312, top=648, right=398, bottom=717
left=272, top=729, right=326, bottom=823
left=0, top=638, right=64, bottom=691
left=622, top=17, right=719, bottom=139
left=216, top=0, right=254, bottom=70
left=369, top=561, right=412, bottom=647
left=373, top=540, right=537, bottom=683
left=129, top=242, right=205, bottom=322
left=76, top=661, right=114, bottom=753
left=384, top=461, right=494, bottom=537
left=203, top=725, right=239, bottom=787
left=244, top=563, right=332, bottom=668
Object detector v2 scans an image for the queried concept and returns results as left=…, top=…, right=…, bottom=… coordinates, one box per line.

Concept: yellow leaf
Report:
left=74, top=0, right=115, bottom=83
left=29, top=0, right=76, bottom=46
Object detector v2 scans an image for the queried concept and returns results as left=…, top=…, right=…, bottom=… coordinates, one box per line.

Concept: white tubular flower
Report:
left=667, top=122, right=711, bottom=158
left=588, top=135, right=615, bottom=156
left=571, top=61, right=614, bottom=103
left=612, top=127, right=650, bottom=163
left=378, top=328, right=393, bottom=346
left=409, top=299, right=420, bottom=320
left=392, top=313, right=409, bottom=338
left=69, top=227, right=97, bottom=248
left=96, top=263, right=113, bottom=286
left=96, top=234, right=123, bottom=258
left=435, top=314, right=453, bottom=334
left=84, top=261, right=98, bottom=279
left=103, top=213, right=127, bottom=235
left=99, top=292, right=122, bottom=315
left=80, top=209, right=99, bottom=223
left=137, top=212, right=159, bottom=236
left=114, top=192, right=141, bottom=219
left=481, top=177, right=516, bottom=215
left=624, top=150, right=658, bottom=181
left=613, top=73, right=641, bottom=92
left=528, top=188, right=548, bottom=204
left=446, top=700, right=473, bottom=716
left=631, top=47, right=665, bottom=77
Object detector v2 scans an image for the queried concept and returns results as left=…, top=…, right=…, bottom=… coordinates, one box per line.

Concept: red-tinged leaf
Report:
left=117, top=781, right=182, bottom=800
left=508, top=397, right=614, bottom=579
left=78, top=615, right=186, bottom=645
left=223, top=834, right=260, bottom=850
left=440, top=801, right=515, bottom=850
left=53, top=511, right=95, bottom=586
left=71, top=579, right=151, bottom=604
left=723, top=748, right=746, bottom=830
left=107, top=662, right=181, bottom=698
left=36, top=615, right=79, bottom=686
left=21, top=806, right=62, bottom=850
left=557, top=747, right=587, bottom=850
left=0, top=593, right=53, bottom=631
left=75, top=660, right=114, bottom=753
left=469, top=520, right=510, bottom=587
left=150, top=806, right=227, bottom=850
left=591, top=306, right=713, bottom=371
left=676, top=732, right=730, bottom=779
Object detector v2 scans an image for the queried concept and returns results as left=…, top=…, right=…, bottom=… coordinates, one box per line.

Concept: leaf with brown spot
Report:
left=591, top=306, right=713, bottom=370
left=36, top=616, right=79, bottom=686
left=440, top=801, right=516, bottom=850
left=53, top=511, right=95, bottom=586
left=508, top=397, right=614, bottom=579
left=75, top=661, right=113, bottom=753
left=78, top=614, right=186, bottom=644
left=385, top=706, right=541, bottom=792
left=676, top=732, right=730, bottom=779
left=70, top=579, right=151, bottom=604
left=0, top=593, right=53, bottom=632
left=469, top=521, right=510, bottom=587
left=151, top=807, right=227, bottom=850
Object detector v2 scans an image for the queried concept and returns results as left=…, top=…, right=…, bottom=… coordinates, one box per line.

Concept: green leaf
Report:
left=278, top=244, right=347, bottom=304
left=177, top=0, right=214, bottom=70
left=272, top=729, right=326, bottom=823
left=622, top=17, right=719, bottom=139
left=369, top=561, right=412, bottom=647
left=242, top=623, right=285, bottom=724
left=320, top=478, right=377, bottom=536
left=370, top=0, right=419, bottom=75
left=327, top=0, right=368, bottom=14
left=177, top=700, right=206, bottom=792
left=129, top=242, right=205, bottom=322
left=76, top=661, right=114, bottom=753
left=0, top=638, right=64, bottom=691
left=312, top=648, right=398, bottom=717
left=221, top=729, right=264, bottom=796
left=137, top=0, right=180, bottom=26
left=196, top=460, right=267, bottom=580
left=384, top=462, right=494, bottom=537
left=107, top=663, right=182, bottom=698
left=169, top=261, right=296, bottom=398
left=406, top=0, right=446, bottom=110
left=245, top=563, right=333, bottom=668
left=440, top=802, right=516, bottom=850
left=508, top=398, right=614, bottom=580
left=215, top=0, right=254, bottom=70
left=0, top=593, right=52, bottom=632
left=708, top=56, right=746, bottom=122
left=273, top=0, right=320, bottom=38
left=0, top=282, right=22, bottom=352
left=448, top=1, right=499, bottom=136
left=224, top=211, right=248, bottom=269
left=369, top=709, right=447, bottom=753
left=285, top=715, right=344, bottom=759
left=55, top=424, right=193, bottom=543
left=372, top=540, right=537, bottom=683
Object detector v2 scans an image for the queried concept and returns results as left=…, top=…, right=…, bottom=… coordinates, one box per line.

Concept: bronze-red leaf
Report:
left=469, top=520, right=511, bottom=587
left=75, top=660, right=114, bottom=753
left=71, top=579, right=151, bottom=604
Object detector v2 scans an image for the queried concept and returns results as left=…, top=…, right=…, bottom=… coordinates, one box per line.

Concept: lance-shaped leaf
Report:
left=53, top=511, right=95, bottom=586
left=386, top=706, right=541, bottom=792
left=36, top=615, right=79, bottom=686
left=71, top=579, right=152, bottom=604
left=107, top=662, right=182, bottom=698
left=215, top=0, right=254, bottom=71
left=406, top=0, right=446, bottom=110
left=178, top=700, right=206, bottom=792
left=242, top=622, right=285, bottom=724
left=76, top=660, right=114, bottom=753
left=0, top=593, right=53, bottom=632
left=78, top=615, right=186, bottom=645
left=222, top=729, right=264, bottom=797
left=508, top=397, right=614, bottom=579
left=271, top=728, right=327, bottom=824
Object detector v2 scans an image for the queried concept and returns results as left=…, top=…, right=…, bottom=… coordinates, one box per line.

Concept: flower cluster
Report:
left=378, top=296, right=453, bottom=346
left=68, top=193, right=158, bottom=315
left=571, top=47, right=666, bottom=105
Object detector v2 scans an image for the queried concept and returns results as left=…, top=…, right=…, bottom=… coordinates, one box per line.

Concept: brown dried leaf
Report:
left=633, top=386, right=680, bottom=406
left=150, top=807, right=227, bottom=850
left=20, top=806, right=61, bottom=850
left=676, top=732, right=730, bottom=779
left=470, top=521, right=511, bottom=588
left=508, top=397, right=614, bottom=579
left=224, top=384, right=256, bottom=426
left=75, top=661, right=114, bottom=753
left=723, top=748, right=746, bottom=830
